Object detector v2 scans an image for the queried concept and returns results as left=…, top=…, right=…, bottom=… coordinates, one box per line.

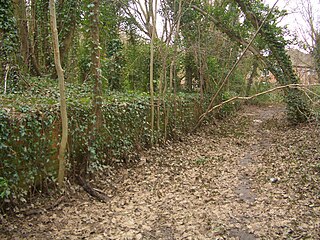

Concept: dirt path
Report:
left=1, top=105, right=320, bottom=239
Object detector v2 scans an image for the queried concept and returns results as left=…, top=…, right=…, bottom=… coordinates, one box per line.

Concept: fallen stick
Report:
left=76, top=175, right=109, bottom=203
left=197, top=83, right=320, bottom=121
left=3, top=65, right=10, bottom=94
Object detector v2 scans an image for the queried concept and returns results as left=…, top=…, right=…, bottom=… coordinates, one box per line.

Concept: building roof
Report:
left=287, top=49, right=314, bottom=69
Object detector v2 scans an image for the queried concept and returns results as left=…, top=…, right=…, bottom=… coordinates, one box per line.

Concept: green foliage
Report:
left=249, top=81, right=282, bottom=105
left=122, top=43, right=151, bottom=92
left=218, top=91, right=239, bottom=118
left=0, top=106, right=58, bottom=203
left=195, top=157, right=208, bottom=165
left=285, top=89, right=310, bottom=123
left=78, top=41, right=91, bottom=82
left=34, top=0, right=52, bottom=74
left=0, top=177, right=10, bottom=199
left=0, top=0, right=18, bottom=88
left=233, top=0, right=311, bottom=123
left=180, top=0, right=206, bottom=42
left=0, top=0, right=17, bottom=56
left=210, top=1, right=244, bottom=36
left=102, top=39, right=124, bottom=91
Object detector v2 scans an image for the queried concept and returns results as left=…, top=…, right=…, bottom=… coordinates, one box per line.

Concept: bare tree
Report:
left=149, top=0, right=157, bottom=145
left=120, top=0, right=159, bottom=145
left=296, top=0, right=320, bottom=81
left=120, top=0, right=158, bottom=39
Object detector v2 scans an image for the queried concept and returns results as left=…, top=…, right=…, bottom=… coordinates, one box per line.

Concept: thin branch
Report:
left=200, top=84, right=320, bottom=118
left=118, top=0, right=149, bottom=36
left=4, top=65, right=10, bottom=94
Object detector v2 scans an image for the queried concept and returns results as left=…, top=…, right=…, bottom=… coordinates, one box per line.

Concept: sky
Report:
left=148, top=0, right=319, bottom=47
left=264, top=0, right=319, bottom=45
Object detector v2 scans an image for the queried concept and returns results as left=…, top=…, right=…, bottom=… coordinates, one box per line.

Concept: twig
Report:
left=298, top=85, right=320, bottom=98
left=46, top=195, right=65, bottom=211
left=299, top=87, right=314, bottom=102
left=198, top=84, right=320, bottom=117
left=4, top=65, right=10, bottom=94
left=22, top=195, right=66, bottom=216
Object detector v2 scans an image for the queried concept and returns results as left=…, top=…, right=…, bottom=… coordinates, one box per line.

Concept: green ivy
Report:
left=0, top=0, right=18, bottom=92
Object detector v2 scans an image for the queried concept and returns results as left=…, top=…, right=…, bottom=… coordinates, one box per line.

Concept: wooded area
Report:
left=1, top=0, right=320, bottom=238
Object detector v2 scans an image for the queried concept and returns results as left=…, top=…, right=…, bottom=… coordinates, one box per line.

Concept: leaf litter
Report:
left=1, top=104, right=320, bottom=239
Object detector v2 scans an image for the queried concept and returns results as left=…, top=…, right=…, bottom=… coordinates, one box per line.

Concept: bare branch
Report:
left=199, top=83, right=320, bottom=118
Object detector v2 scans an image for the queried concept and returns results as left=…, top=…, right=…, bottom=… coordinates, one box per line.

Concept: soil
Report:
left=1, top=104, right=320, bottom=239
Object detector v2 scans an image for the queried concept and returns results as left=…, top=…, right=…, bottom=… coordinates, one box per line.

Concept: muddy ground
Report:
left=1, top=104, right=320, bottom=239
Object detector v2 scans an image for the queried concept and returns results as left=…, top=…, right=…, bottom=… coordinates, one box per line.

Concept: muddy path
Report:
left=1, top=104, right=320, bottom=239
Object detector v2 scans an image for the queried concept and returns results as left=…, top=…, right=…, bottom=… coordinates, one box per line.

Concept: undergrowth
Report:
left=0, top=78, right=215, bottom=207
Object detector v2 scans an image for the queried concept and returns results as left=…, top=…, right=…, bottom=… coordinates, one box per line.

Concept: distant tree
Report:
left=120, top=0, right=159, bottom=144
left=296, top=0, right=320, bottom=82
left=100, top=0, right=123, bottom=91
left=12, top=0, right=41, bottom=76
left=56, top=0, right=80, bottom=72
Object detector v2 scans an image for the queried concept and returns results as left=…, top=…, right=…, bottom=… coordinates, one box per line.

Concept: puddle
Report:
left=230, top=229, right=256, bottom=240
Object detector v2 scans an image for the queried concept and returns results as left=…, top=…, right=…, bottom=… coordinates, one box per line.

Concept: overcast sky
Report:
left=264, top=0, right=319, bottom=44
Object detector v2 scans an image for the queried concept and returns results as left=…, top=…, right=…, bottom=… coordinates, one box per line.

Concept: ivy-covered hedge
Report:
left=0, top=106, right=59, bottom=202
left=0, top=91, right=207, bottom=203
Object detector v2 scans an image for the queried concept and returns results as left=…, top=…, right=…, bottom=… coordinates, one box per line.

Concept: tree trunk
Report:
left=166, top=0, right=182, bottom=140
left=74, top=0, right=102, bottom=179
left=314, top=34, right=320, bottom=82
left=50, top=0, right=77, bottom=78
left=12, top=0, right=30, bottom=70
left=157, top=44, right=168, bottom=141
left=185, top=52, right=193, bottom=91
left=149, top=0, right=157, bottom=146
left=91, top=0, right=103, bottom=131
left=58, top=0, right=78, bottom=68
left=72, top=0, right=108, bottom=202
left=13, top=0, right=41, bottom=76
left=38, top=0, right=51, bottom=73
left=30, top=0, right=42, bottom=76
left=246, top=60, right=258, bottom=96
left=49, top=0, right=68, bottom=186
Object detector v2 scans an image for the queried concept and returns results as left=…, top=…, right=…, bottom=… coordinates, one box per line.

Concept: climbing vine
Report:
left=0, top=0, right=18, bottom=92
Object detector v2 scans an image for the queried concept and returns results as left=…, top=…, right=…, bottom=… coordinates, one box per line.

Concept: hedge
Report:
left=0, top=92, right=209, bottom=203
